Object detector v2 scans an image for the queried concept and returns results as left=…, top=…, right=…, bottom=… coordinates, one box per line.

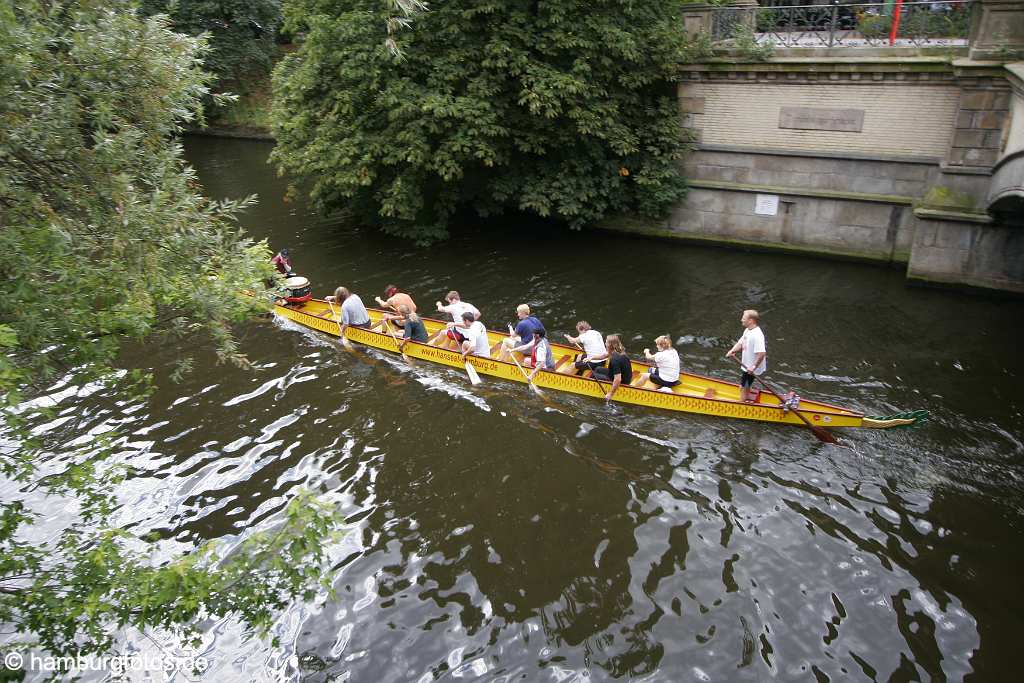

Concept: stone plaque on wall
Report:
left=779, top=107, right=865, bottom=132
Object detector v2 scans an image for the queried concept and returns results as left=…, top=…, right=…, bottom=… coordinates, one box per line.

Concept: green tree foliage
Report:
left=140, top=0, right=282, bottom=85
left=0, top=0, right=338, bottom=662
left=271, top=0, right=709, bottom=243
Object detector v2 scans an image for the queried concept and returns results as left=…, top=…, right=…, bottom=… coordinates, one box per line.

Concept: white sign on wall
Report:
left=754, top=194, right=779, bottom=216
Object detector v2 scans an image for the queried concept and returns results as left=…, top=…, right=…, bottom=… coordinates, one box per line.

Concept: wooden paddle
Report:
left=508, top=349, right=543, bottom=396
left=729, top=356, right=837, bottom=444
left=381, top=318, right=412, bottom=362
left=326, top=299, right=354, bottom=351
left=450, top=325, right=482, bottom=385
left=463, top=356, right=482, bottom=385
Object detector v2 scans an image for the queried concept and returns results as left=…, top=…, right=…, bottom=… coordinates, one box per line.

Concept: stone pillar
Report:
left=969, top=0, right=1024, bottom=62
left=944, top=74, right=1012, bottom=172
left=682, top=1, right=758, bottom=39
left=682, top=3, right=715, bottom=37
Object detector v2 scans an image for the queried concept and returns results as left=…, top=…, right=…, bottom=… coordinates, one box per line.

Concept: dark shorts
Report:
left=574, top=355, right=605, bottom=374
left=650, top=368, right=680, bottom=388
left=447, top=328, right=466, bottom=343
left=740, top=371, right=756, bottom=388
left=352, top=320, right=372, bottom=329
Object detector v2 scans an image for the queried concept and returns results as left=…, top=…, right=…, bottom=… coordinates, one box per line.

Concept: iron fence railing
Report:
left=712, top=1, right=973, bottom=48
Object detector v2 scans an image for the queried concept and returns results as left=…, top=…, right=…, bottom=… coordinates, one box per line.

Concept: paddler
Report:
left=639, top=335, right=681, bottom=392
left=448, top=311, right=489, bottom=358
left=397, top=304, right=428, bottom=350
left=375, top=285, right=417, bottom=330
left=563, top=320, right=608, bottom=375
left=526, top=329, right=555, bottom=378
left=500, top=304, right=548, bottom=365
left=593, top=334, right=632, bottom=403
left=435, top=291, right=481, bottom=349
left=725, top=309, right=767, bottom=402
left=325, top=287, right=371, bottom=334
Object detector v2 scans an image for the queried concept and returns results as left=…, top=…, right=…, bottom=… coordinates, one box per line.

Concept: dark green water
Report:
left=19, top=137, right=1024, bottom=681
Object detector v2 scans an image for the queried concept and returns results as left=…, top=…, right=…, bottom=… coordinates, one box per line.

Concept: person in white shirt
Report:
left=435, top=290, right=481, bottom=349
left=527, top=329, right=555, bottom=378
left=449, top=311, right=490, bottom=358
left=564, top=320, right=608, bottom=375
left=725, top=309, right=767, bottom=402
left=640, top=335, right=681, bottom=391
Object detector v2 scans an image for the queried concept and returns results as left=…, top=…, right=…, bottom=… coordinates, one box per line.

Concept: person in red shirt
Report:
left=271, top=248, right=294, bottom=276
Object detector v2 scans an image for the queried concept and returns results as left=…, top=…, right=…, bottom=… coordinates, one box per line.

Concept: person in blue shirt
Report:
left=502, top=304, right=551, bottom=367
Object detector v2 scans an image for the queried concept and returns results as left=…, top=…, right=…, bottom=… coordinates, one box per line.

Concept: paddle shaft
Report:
left=508, top=348, right=542, bottom=395
left=730, top=356, right=837, bottom=444
left=382, top=318, right=410, bottom=359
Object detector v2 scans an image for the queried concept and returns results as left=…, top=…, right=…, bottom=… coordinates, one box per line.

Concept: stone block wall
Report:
left=681, top=81, right=961, bottom=159
left=684, top=149, right=937, bottom=198
left=670, top=182, right=916, bottom=263
left=946, top=85, right=1012, bottom=169
left=908, top=217, right=1024, bottom=292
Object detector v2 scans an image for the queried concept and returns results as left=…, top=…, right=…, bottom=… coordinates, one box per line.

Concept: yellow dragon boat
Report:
left=272, top=298, right=924, bottom=432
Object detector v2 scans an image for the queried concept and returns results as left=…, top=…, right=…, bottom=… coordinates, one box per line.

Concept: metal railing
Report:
left=712, top=1, right=973, bottom=48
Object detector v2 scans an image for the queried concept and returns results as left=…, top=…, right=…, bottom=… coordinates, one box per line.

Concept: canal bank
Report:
left=615, top=0, right=1024, bottom=295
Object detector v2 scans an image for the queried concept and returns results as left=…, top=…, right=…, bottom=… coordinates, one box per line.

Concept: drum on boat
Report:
left=283, top=276, right=312, bottom=304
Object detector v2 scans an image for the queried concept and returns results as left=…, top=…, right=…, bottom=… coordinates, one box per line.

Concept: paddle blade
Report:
left=529, top=382, right=544, bottom=397
left=810, top=425, right=838, bottom=444
left=465, top=362, right=482, bottom=385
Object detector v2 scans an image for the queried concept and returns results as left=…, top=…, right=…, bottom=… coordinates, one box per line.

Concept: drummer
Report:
left=271, top=248, right=294, bottom=276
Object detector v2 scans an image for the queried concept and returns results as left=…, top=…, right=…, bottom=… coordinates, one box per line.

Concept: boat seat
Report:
left=703, top=388, right=716, bottom=399
left=552, top=355, right=571, bottom=372
left=490, top=340, right=503, bottom=357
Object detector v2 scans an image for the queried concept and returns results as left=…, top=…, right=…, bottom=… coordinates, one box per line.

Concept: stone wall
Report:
left=908, top=215, right=1024, bottom=291
left=596, top=1, right=1019, bottom=294
left=683, top=82, right=961, bottom=158
left=669, top=148, right=929, bottom=262
left=670, top=183, right=915, bottom=262
left=624, top=50, right=1023, bottom=294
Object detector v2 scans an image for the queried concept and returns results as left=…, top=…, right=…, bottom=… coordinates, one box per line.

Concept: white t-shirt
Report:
left=440, top=301, right=480, bottom=323
left=740, top=326, right=767, bottom=375
left=532, top=338, right=554, bottom=369
left=578, top=329, right=606, bottom=360
left=653, top=348, right=680, bottom=382
left=462, top=320, right=490, bottom=356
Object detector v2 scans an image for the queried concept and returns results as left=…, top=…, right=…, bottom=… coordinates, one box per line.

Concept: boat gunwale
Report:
left=281, top=299, right=864, bottom=420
